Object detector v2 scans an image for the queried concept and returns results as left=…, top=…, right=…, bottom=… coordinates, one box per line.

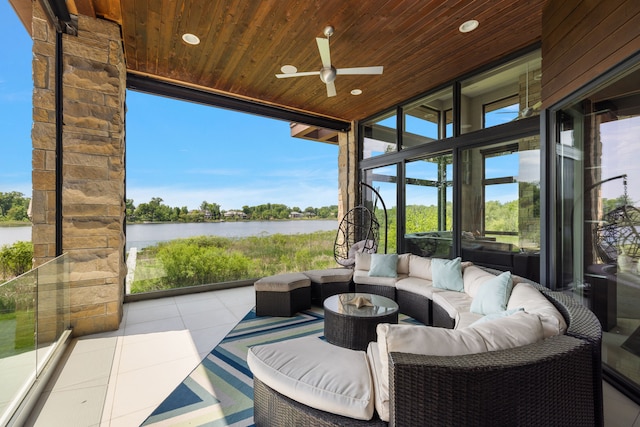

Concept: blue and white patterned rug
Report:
left=141, top=307, right=419, bottom=426
left=140, top=308, right=326, bottom=426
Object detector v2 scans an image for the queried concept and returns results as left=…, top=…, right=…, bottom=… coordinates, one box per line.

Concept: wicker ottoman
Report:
left=303, top=268, right=354, bottom=306
left=254, top=273, right=311, bottom=317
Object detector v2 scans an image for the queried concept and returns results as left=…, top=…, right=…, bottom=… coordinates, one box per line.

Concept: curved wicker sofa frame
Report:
left=253, top=273, right=603, bottom=427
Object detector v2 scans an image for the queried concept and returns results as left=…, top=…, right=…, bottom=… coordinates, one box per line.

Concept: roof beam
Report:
left=127, top=73, right=351, bottom=132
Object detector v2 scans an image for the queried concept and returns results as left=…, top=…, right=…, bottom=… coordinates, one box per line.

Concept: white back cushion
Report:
left=470, top=311, right=544, bottom=351
left=376, top=323, right=488, bottom=409
left=409, top=254, right=432, bottom=280
left=507, top=282, right=567, bottom=338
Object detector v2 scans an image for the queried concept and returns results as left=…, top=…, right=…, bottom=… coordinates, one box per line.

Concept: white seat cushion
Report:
left=303, top=268, right=353, bottom=283
left=395, top=276, right=435, bottom=298
left=353, top=269, right=403, bottom=287
left=247, top=336, right=375, bottom=420
left=431, top=290, right=473, bottom=328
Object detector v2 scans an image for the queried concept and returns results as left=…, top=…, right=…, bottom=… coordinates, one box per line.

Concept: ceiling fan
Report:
left=275, top=26, right=383, bottom=97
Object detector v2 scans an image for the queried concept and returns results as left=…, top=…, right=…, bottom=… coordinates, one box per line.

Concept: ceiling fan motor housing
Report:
left=320, top=66, right=337, bottom=83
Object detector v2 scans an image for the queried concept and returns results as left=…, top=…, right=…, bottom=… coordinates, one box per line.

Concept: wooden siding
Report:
left=542, top=0, right=640, bottom=108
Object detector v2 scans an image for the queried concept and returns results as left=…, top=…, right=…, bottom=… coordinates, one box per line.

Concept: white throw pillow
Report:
left=432, top=257, right=464, bottom=292
left=470, top=271, right=514, bottom=315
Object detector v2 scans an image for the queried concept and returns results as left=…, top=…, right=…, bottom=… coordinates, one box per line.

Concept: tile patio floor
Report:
left=22, top=285, right=640, bottom=426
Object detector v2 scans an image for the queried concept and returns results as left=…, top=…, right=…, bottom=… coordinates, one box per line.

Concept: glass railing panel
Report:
left=35, top=254, right=70, bottom=372
left=0, top=253, right=69, bottom=425
left=0, top=268, right=37, bottom=423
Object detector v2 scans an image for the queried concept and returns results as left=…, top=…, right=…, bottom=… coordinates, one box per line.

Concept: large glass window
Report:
left=461, top=137, right=540, bottom=279
left=363, top=166, right=397, bottom=253
left=402, top=88, right=453, bottom=148
left=359, top=49, right=541, bottom=275
left=362, top=113, right=397, bottom=159
left=461, top=50, right=541, bottom=133
left=555, top=62, right=640, bottom=393
left=404, top=154, right=453, bottom=258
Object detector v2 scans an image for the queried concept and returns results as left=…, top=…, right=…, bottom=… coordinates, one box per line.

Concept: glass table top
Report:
left=323, top=292, right=399, bottom=318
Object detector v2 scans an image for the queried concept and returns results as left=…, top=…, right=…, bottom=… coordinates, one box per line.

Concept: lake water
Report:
left=0, top=220, right=338, bottom=250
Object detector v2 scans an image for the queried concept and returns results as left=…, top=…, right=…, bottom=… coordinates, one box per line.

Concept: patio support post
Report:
left=338, top=123, right=358, bottom=223
left=31, top=2, right=127, bottom=336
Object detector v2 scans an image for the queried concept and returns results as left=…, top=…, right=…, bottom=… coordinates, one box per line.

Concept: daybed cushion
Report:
left=372, top=312, right=544, bottom=421
left=247, top=336, right=375, bottom=420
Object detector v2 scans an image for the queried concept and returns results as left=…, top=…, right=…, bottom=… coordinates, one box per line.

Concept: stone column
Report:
left=338, top=124, right=358, bottom=223
left=32, top=3, right=126, bottom=336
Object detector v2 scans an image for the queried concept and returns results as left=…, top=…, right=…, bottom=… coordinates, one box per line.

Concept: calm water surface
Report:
left=0, top=220, right=338, bottom=250
left=127, top=220, right=337, bottom=250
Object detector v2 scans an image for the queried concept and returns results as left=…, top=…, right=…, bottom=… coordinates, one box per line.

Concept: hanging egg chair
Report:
left=333, top=205, right=379, bottom=267
left=592, top=174, right=640, bottom=265
left=593, top=204, right=640, bottom=264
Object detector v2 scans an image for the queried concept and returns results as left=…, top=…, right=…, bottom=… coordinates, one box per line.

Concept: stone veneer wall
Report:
left=338, top=126, right=358, bottom=222
left=31, top=3, right=126, bottom=336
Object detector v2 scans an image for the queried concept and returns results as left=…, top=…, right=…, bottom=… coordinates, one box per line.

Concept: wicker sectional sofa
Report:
left=248, top=254, right=603, bottom=426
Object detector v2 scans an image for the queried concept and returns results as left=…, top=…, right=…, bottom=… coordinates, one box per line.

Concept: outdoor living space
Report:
left=20, top=284, right=640, bottom=426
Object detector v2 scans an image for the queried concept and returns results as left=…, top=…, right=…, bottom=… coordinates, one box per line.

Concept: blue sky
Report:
left=0, top=4, right=339, bottom=211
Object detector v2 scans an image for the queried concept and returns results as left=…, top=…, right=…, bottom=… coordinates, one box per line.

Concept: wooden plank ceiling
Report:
left=25, top=0, right=545, bottom=123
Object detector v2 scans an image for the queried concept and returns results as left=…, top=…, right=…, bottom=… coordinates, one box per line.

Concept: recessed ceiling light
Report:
left=281, top=65, right=297, bottom=74
left=459, top=20, right=479, bottom=33
left=182, top=33, right=200, bottom=45
left=350, top=89, right=363, bottom=96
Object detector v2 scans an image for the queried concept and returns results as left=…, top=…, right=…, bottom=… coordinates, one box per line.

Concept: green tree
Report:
left=0, top=191, right=30, bottom=221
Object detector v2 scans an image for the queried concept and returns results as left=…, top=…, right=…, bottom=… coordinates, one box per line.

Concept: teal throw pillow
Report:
left=470, top=271, right=514, bottom=315
left=432, top=257, right=464, bottom=292
left=469, top=307, right=524, bottom=326
left=368, top=253, right=398, bottom=278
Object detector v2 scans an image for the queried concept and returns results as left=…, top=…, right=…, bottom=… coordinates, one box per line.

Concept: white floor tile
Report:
left=116, top=330, right=198, bottom=374
left=175, top=294, right=227, bottom=315
left=106, top=406, right=156, bottom=427
left=125, top=302, right=181, bottom=325
left=29, top=386, right=106, bottom=427
left=123, top=315, right=185, bottom=336
left=181, top=305, right=237, bottom=331
left=108, top=355, right=201, bottom=420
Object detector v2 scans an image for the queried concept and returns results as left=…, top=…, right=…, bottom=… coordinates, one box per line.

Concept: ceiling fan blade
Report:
left=275, top=71, right=320, bottom=78
left=316, top=37, right=332, bottom=68
left=326, top=82, right=336, bottom=97
left=336, top=66, right=384, bottom=75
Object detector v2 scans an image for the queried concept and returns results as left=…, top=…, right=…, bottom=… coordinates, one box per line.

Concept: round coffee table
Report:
left=323, top=292, right=399, bottom=351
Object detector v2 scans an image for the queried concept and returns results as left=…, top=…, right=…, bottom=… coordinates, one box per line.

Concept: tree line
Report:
left=126, top=198, right=339, bottom=223
left=0, top=192, right=30, bottom=222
